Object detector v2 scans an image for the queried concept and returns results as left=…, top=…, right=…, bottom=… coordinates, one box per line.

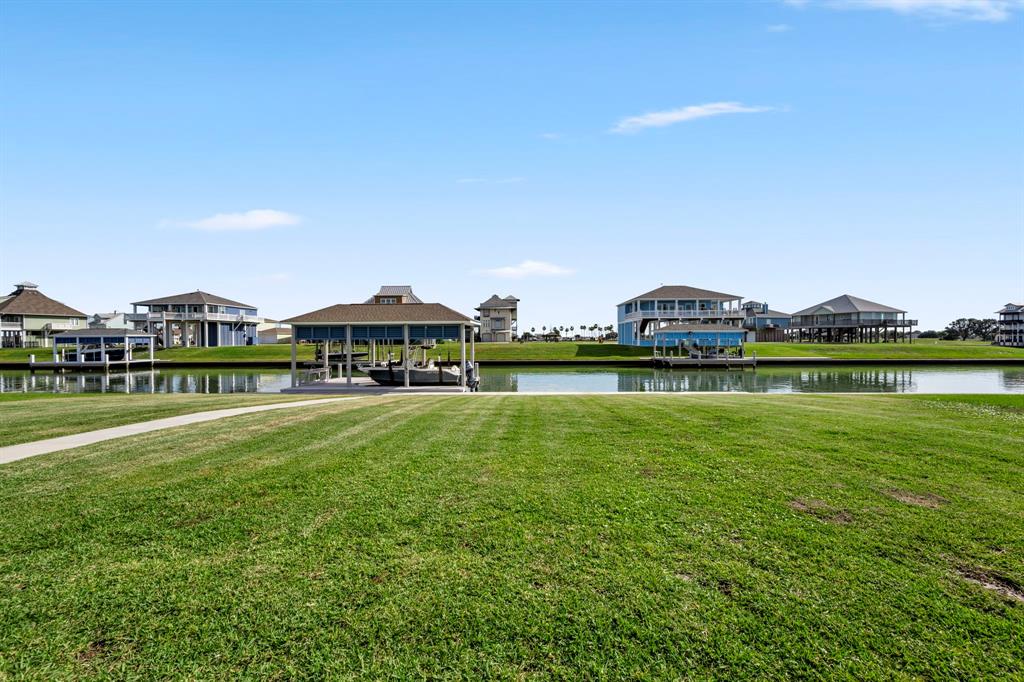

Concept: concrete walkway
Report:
left=0, top=397, right=354, bottom=465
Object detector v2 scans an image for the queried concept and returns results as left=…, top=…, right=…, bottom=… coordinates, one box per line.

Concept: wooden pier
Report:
left=28, top=357, right=160, bottom=372
left=653, top=355, right=757, bottom=370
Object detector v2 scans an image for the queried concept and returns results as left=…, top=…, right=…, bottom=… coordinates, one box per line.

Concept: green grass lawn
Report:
left=0, top=393, right=1021, bottom=678
left=0, top=393, right=312, bottom=447
left=750, top=340, right=1024, bottom=359
left=2, top=340, right=1021, bottom=364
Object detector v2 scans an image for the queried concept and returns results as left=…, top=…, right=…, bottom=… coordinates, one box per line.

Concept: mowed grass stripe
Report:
left=0, top=394, right=1021, bottom=678
left=0, top=393, right=318, bottom=447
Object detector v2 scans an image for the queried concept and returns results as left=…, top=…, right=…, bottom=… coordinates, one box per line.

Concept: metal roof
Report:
left=477, top=294, right=518, bottom=309
left=996, top=303, right=1024, bottom=313
left=364, top=285, right=422, bottom=303
left=620, top=285, right=742, bottom=305
left=283, top=303, right=475, bottom=325
left=792, top=294, right=906, bottom=317
left=0, top=285, right=86, bottom=318
left=132, top=290, right=256, bottom=308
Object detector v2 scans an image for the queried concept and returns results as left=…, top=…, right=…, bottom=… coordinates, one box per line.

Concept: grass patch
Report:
left=2, top=340, right=1021, bottom=365
left=0, top=394, right=1021, bottom=677
left=0, top=393, right=313, bottom=447
left=749, top=340, right=1024, bottom=359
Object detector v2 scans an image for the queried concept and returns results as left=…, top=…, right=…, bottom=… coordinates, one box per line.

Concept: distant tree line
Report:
left=518, top=324, right=616, bottom=341
left=918, top=318, right=998, bottom=341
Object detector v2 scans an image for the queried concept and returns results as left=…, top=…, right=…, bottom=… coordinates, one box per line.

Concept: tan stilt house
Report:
left=0, top=282, right=87, bottom=348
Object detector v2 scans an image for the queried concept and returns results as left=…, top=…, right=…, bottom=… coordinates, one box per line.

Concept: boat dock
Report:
left=281, top=374, right=467, bottom=395
left=653, top=355, right=757, bottom=370
left=30, top=328, right=160, bottom=373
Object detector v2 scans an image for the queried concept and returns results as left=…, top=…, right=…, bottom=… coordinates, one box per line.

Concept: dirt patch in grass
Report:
left=76, top=639, right=111, bottom=663
left=958, top=567, right=1024, bottom=604
left=885, top=489, right=948, bottom=509
left=789, top=498, right=852, bottom=524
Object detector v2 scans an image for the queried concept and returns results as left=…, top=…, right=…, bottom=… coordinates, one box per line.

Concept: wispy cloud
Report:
left=174, top=209, right=302, bottom=231
left=610, top=102, right=777, bottom=134
left=766, top=23, right=793, bottom=31
left=841, top=0, right=1018, bottom=21
left=791, top=0, right=1020, bottom=22
left=540, top=132, right=563, bottom=140
left=456, top=177, right=526, bottom=185
left=479, top=260, right=574, bottom=278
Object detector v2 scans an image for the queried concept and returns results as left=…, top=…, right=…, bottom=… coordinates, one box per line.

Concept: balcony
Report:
left=126, top=312, right=260, bottom=323
left=42, top=321, right=83, bottom=332
left=791, top=319, right=918, bottom=328
left=624, top=309, right=745, bottom=321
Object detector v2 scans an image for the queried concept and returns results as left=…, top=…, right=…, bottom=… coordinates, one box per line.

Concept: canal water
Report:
left=1, top=365, right=1021, bottom=394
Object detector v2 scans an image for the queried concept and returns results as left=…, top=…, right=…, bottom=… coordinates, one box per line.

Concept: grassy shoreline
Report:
left=0, top=393, right=1021, bottom=677
left=1, top=340, right=1021, bottom=365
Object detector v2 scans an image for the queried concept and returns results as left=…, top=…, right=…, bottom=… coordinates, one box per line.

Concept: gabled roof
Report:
left=283, top=303, right=475, bottom=325
left=620, top=285, right=742, bottom=305
left=749, top=309, right=791, bottom=318
left=477, top=294, right=518, bottom=309
left=792, top=294, right=905, bottom=317
left=364, top=285, right=422, bottom=303
left=0, top=285, right=86, bottom=318
left=653, top=323, right=745, bottom=333
left=997, top=303, right=1024, bottom=313
left=132, top=290, right=256, bottom=308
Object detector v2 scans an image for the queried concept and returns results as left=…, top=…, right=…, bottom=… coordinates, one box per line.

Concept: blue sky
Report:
left=1, top=0, right=1021, bottom=331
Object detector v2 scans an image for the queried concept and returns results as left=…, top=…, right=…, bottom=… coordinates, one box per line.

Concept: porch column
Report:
left=459, top=324, right=467, bottom=390
left=346, top=325, right=353, bottom=385
left=149, top=338, right=154, bottom=365
left=403, top=324, right=410, bottom=388
left=470, top=328, right=476, bottom=364
left=323, top=338, right=329, bottom=379
left=290, top=333, right=298, bottom=387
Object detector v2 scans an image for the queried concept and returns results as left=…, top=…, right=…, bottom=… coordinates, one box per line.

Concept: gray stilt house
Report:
left=995, top=303, right=1023, bottom=348
left=127, top=291, right=261, bottom=348
left=789, top=294, right=915, bottom=343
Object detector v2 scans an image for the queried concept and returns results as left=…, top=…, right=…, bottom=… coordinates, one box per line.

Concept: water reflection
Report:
left=0, top=365, right=1021, bottom=395
left=0, top=370, right=291, bottom=395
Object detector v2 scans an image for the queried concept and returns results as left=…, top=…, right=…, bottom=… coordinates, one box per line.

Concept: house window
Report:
left=380, top=297, right=397, bottom=304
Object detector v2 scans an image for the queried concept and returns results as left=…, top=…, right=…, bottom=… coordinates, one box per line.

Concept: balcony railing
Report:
left=791, top=319, right=918, bottom=328
left=625, top=309, right=745, bottom=321
left=42, top=322, right=83, bottom=331
left=126, top=312, right=260, bottom=323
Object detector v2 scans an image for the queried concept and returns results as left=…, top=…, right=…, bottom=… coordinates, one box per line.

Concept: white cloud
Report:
left=479, top=260, right=574, bottom=278
left=842, top=0, right=1018, bottom=21
left=766, top=23, right=794, bottom=31
left=610, top=102, right=777, bottom=134
left=180, top=209, right=301, bottom=231
left=540, top=132, right=563, bottom=140
left=793, top=0, right=1021, bottom=21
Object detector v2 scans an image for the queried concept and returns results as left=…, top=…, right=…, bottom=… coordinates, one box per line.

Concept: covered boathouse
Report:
left=281, top=300, right=478, bottom=390
left=30, top=328, right=157, bottom=371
